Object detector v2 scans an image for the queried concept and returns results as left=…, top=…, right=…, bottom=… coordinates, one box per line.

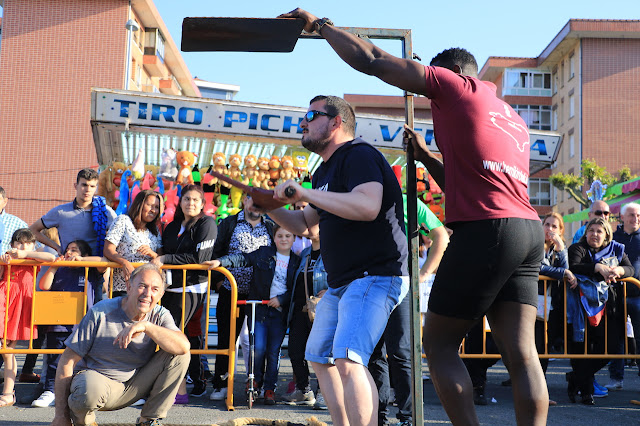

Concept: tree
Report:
left=549, top=159, right=635, bottom=209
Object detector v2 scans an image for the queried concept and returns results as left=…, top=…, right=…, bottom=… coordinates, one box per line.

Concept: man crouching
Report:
left=51, top=263, right=190, bottom=426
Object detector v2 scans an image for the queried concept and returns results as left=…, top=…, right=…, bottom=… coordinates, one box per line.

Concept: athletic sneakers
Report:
left=136, top=419, right=163, bottom=426
left=284, top=388, right=315, bottom=405
left=593, top=380, right=608, bottom=398
left=31, top=391, right=55, bottom=407
left=190, top=382, right=208, bottom=397
left=131, top=398, right=146, bottom=406
left=604, top=379, right=623, bottom=390
left=209, top=387, right=227, bottom=401
left=264, top=389, right=276, bottom=405
left=313, top=392, right=328, bottom=410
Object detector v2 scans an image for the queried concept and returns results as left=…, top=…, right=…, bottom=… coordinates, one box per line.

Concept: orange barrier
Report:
left=0, top=260, right=240, bottom=410
left=457, top=276, right=640, bottom=359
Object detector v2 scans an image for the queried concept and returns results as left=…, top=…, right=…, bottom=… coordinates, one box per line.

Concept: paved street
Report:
left=2, top=352, right=640, bottom=425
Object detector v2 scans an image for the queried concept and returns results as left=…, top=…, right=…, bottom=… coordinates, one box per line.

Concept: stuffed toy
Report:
left=158, top=148, right=178, bottom=181
left=142, top=164, right=159, bottom=190
left=131, top=149, right=145, bottom=180
left=292, top=151, right=309, bottom=178
left=255, top=156, right=270, bottom=189
left=96, top=165, right=115, bottom=207
left=112, top=161, right=127, bottom=187
left=242, top=154, right=257, bottom=186
left=228, top=154, right=242, bottom=181
left=279, top=155, right=295, bottom=183
left=176, top=151, right=196, bottom=186
left=268, top=155, right=281, bottom=188
left=210, top=152, right=227, bottom=185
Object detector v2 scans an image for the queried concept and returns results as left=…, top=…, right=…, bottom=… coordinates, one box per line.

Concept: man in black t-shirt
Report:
left=265, top=95, right=408, bottom=426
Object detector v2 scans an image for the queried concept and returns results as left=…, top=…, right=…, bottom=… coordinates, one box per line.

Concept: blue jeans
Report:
left=369, top=293, right=412, bottom=423
left=45, top=331, right=72, bottom=392
left=306, top=275, right=408, bottom=366
left=253, top=308, right=286, bottom=391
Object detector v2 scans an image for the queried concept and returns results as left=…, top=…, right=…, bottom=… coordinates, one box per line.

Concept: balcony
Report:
left=159, top=75, right=182, bottom=96
left=143, top=54, right=168, bottom=78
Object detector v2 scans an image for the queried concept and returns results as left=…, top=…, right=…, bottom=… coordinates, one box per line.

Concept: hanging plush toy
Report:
left=176, top=151, right=196, bottom=186
left=131, top=149, right=146, bottom=180
left=280, top=155, right=295, bottom=183
left=268, top=155, right=281, bottom=188
left=158, top=148, right=178, bottom=181
left=255, top=157, right=270, bottom=189
left=115, top=170, right=132, bottom=215
left=97, top=165, right=115, bottom=207
left=242, top=154, right=257, bottom=186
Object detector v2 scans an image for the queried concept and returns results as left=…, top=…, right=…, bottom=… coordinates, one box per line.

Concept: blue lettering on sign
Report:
left=223, top=111, right=247, bottom=127
left=249, top=113, right=259, bottom=130
left=530, top=139, right=548, bottom=156
left=115, top=99, right=136, bottom=117
left=283, top=116, right=304, bottom=133
left=178, top=107, right=203, bottom=125
left=151, top=104, right=176, bottom=122
left=138, top=102, right=148, bottom=120
left=380, top=125, right=403, bottom=142
left=261, top=114, right=280, bottom=131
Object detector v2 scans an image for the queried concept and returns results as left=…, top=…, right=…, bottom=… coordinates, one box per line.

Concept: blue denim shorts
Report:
left=305, top=275, right=408, bottom=366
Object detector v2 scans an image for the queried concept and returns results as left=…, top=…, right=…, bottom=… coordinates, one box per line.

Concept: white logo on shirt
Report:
left=317, top=183, right=329, bottom=192
left=488, top=111, right=530, bottom=153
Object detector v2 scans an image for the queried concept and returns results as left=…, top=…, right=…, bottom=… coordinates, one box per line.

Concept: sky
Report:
left=151, top=0, right=639, bottom=108
left=0, top=1, right=636, bottom=108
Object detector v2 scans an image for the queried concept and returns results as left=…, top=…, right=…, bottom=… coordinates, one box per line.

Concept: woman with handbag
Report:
left=283, top=226, right=328, bottom=409
left=566, top=217, right=634, bottom=405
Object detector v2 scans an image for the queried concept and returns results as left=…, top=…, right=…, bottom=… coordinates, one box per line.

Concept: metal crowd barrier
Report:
left=458, top=276, right=640, bottom=359
left=0, top=260, right=240, bottom=410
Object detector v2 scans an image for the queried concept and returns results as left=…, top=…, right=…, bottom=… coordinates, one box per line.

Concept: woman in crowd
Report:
left=152, top=184, right=217, bottom=403
left=104, top=190, right=163, bottom=297
left=284, top=224, right=328, bottom=409
left=567, top=217, right=634, bottom=405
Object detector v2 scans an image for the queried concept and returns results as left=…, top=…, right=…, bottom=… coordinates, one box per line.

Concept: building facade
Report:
left=480, top=20, right=640, bottom=236
left=0, top=0, right=199, bottom=223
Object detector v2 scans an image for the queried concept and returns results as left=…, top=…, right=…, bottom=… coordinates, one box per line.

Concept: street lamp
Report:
left=124, top=19, right=140, bottom=90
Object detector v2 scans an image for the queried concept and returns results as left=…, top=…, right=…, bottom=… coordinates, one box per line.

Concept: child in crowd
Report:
left=0, top=228, right=56, bottom=408
left=206, top=224, right=301, bottom=405
left=31, top=240, right=106, bottom=408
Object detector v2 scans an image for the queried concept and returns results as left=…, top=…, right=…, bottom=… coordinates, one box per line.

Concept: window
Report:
left=569, top=54, right=576, bottom=79
left=552, top=72, right=558, bottom=94
left=503, top=69, right=552, bottom=96
left=560, top=62, right=564, bottom=88
left=529, top=178, right=552, bottom=206
left=560, top=98, right=564, bottom=125
left=552, top=107, right=558, bottom=131
left=569, top=94, right=575, bottom=118
left=511, top=105, right=552, bottom=130
left=569, top=133, right=575, bottom=158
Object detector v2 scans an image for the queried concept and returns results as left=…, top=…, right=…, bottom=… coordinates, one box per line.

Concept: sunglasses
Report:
left=594, top=210, right=610, bottom=216
left=304, top=110, right=336, bottom=122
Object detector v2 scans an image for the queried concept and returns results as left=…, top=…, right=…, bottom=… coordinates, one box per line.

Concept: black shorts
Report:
left=428, top=218, right=543, bottom=320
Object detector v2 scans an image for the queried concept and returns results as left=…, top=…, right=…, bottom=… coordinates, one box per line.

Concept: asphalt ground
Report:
left=2, top=350, right=640, bottom=425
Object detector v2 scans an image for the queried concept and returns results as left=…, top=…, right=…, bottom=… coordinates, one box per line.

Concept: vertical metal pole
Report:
left=402, top=30, right=424, bottom=426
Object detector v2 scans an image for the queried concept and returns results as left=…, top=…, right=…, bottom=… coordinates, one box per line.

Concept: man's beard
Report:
left=246, top=210, right=261, bottom=221
left=301, top=127, right=331, bottom=154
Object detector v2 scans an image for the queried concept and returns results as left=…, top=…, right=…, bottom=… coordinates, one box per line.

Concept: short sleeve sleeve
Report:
left=105, top=215, right=128, bottom=246
left=64, top=309, right=99, bottom=357
left=343, top=145, right=385, bottom=191
left=40, top=207, right=60, bottom=229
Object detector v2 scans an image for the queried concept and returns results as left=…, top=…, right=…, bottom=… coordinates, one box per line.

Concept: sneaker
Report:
left=190, top=382, right=208, bottom=397
left=18, top=372, right=41, bottom=383
left=136, top=419, right=163, bottom=426
left=604, top=379, right=623, bottom=390
left=131, top=398, right=146, bottom=406
left=284, top=388, right=315, bottom=406
left=209, top=387, right=227, bottom=401
left=31, top=391, right=55, bottom=407
left=473, top=387, right=488, bottom=406
left=593, top=380, right=608, bottom=398
left=174, top=393, right=188, bottom=405
left=313, top=392, right=328, bottom=410
left=264, top=389, right=276, bottom=405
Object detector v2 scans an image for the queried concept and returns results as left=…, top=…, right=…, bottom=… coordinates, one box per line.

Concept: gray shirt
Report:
left=65, top=297, right=179, bottom=382
left=41, top=200, right=116, bottom=254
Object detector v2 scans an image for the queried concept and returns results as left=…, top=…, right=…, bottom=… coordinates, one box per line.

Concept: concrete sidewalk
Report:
left=1, top=352, right=640, bottom=425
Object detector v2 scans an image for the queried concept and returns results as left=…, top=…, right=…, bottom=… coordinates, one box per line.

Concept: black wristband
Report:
left=314, top=17, right=334, bottom=35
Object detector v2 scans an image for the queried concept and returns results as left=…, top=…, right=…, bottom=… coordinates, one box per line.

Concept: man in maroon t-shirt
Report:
left=279, top=8, right=548, bottom=426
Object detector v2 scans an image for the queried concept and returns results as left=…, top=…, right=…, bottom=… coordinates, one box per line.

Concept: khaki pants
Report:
left=68, top=350, right=189, bottom=425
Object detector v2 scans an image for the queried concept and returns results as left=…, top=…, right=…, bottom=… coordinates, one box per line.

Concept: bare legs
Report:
left=487, top=301, right=548, bottom=425
left=311, top=359, right=378, bottom=426
left=1, top=341, right=17, bottom=406
left=423, top=301, right=548, bottom=426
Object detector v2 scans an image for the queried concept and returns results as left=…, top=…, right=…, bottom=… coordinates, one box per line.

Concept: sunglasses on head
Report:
left=304, top=110, right=337, bottom=122
left=594, top=210, right=610, bottom=216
